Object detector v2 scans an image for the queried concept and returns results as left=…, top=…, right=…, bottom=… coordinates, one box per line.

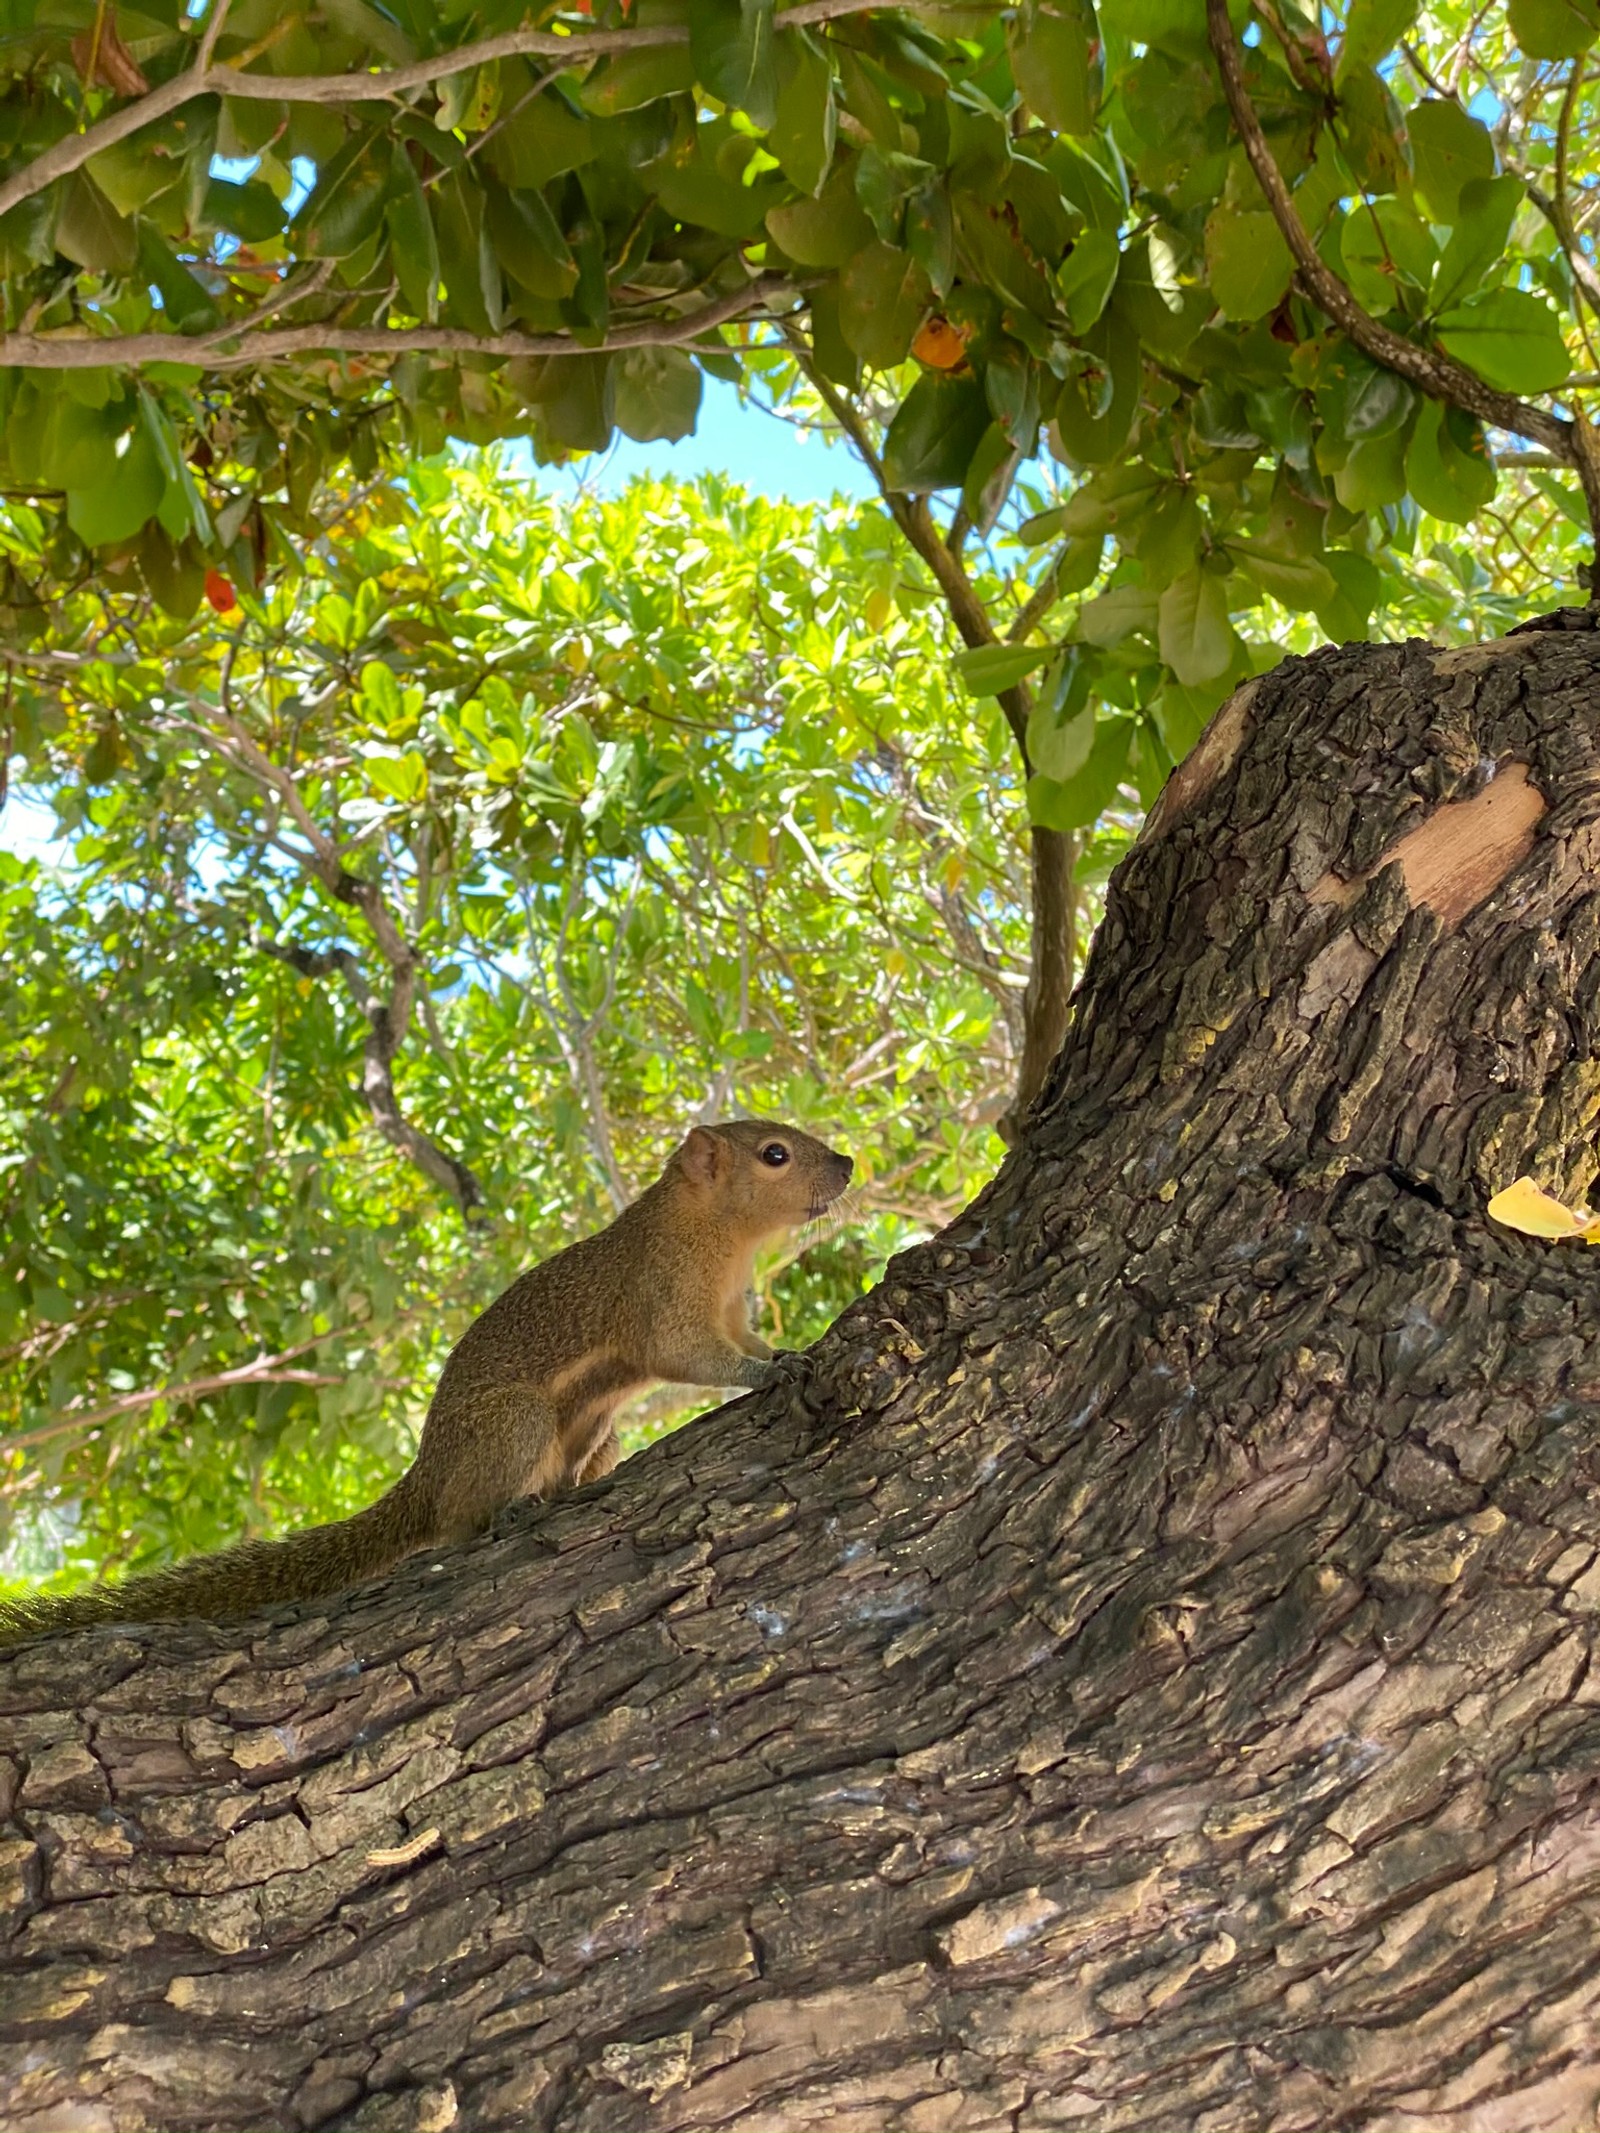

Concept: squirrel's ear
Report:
left=678, top=1127, right=724, bottom=1184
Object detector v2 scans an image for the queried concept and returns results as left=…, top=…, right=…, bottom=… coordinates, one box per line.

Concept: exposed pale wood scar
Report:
left=1144, top=679, right=1259, bottom=840
left=1308, top=760, right=1545, bottom=928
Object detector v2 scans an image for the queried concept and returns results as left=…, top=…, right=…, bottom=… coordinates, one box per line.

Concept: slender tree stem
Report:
left=1205, top=0, right=1600, bottom=551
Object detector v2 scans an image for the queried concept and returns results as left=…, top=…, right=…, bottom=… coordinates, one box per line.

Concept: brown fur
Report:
left=0, top=1120, right=851, bottom=1642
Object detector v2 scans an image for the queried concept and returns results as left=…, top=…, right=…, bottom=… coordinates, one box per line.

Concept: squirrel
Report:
left=0, top=1120, right=852, bottom=1643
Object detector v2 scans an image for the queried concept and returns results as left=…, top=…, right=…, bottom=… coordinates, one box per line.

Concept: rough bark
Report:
left=9, top=618, right=1600, bottom=2132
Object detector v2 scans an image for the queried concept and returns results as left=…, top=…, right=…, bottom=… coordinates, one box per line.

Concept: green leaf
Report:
left=766, top=162, right=874, bottom=267
left=1314, top=548, right=1382, bottom=641
left=1227, top=537, right=1337, bottom=612
left=366, top=750, right=428, bottom=804
left=1153, top=675, right=1229, bottom=760
left=386, top=148, right=440, bottom=322
left=54, top=170, right=137, bottom=275
left=138, top=228, right=221, bottom=335
left=67, top=421, right=164, bottom=547
left=361, top=660, right=402, bottom=726
left=771, top=29, right=835, bottom=195
left=485, top=181, right=578, bottom=301
left=905, top=180, right=955, bottom=297
left=512, top=353, right=615, bottom=452
left=808, top=283, right=860, bottom=388
left=1111, top=232, right=1207, bottom=355
left=953, top=194, right=1054, bottom=318
left=1026, top=644, right=1096, bottom=777
left=644, top=128, right=780, bottom=238
left=1506, top=0, right=1600, bottom=56
left=1051, top=311, right=1139, bottom=466
left=299, top=130, right=391, bottom=260
left=1009, top=0, right=1102, bottom=135
left=962, top=422, right=1021, bottom=535
left=1058, top=463, right=1165, bottom=538
left=1129, top=483, right=1204, bottom=590
left=1337, top=196, right=1436, bottom=314
left=136, top=523, right=204, bottom=621
left=0, top=191, right=55, bottom=277
left=613, top=348, right=703, bottom=443
left=1442, top=287, right=1578, bottom=396
left=692, top=0, right=778, bottom=128
left=1079, top=582, right=1158, bottom=647
left=1336, top=66, right=1410, bottom=194
left=142, top=392, right=210, bottom=546
left=1527, top=467, right=1587, bottom=528
left=1318, top=347, right=1416, bottom=440
left=882, top=371, right=991, bottom=490
left=201, top=176, right=286, bottom=244
left=435, top=169, right=503, bottom=336
left=578, top=43, right=697, bottom=116
left=1057, top=532, right=1104, bottom=593
left=37, top=391, right=129, bottom=490
left=1026, top=715, right=1134, bottom=830
left=1057, top=227, right=1120, bottom=333
left=1407, top=99, right=1495, bottom=223
left=1428, top=174, right=1523, bottom=312
left=1204, top=206, right=1293, bottom=322
left=1332, top=420, right=1412, bottom=510
left=838, top=241, right=931, bottom=368
left=1338, top=0, right=1421, bottom=77
left=856, top=146, right=936, bottom=243
left=485, top=79, right=595, bottom=190
left=1436, top=288, right=1571, bottom=393
left=953, top=642, right=1051, bottom=695
left=1158, top=567, right=1234, bottom=684
left=1406, top=400, right=1497, bottom=523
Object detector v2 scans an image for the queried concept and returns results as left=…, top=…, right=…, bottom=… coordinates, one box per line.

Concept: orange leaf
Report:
left=204, top=569, right=238, bottom=615
left=911, top=316, right=971, bottom=371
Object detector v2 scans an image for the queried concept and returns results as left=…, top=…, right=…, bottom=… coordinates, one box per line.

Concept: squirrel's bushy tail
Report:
left=0, top=1476, right=438, bottom=1646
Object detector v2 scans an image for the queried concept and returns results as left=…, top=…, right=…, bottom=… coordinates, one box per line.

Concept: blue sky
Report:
left=531, top=376, right=880, bottom=507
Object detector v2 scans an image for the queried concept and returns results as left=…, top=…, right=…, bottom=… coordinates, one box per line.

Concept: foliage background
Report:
left=5, top=0, right=1600, bottom=1591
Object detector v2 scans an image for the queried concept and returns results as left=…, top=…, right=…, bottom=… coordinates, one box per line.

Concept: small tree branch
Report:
left=3, top=1337, right=343, bottom=1451
left=0, top=281, right=798, bottom=374
left=255, top=931, right=485, bottom=1223
left=1204, top=0, right=1600, bottom=542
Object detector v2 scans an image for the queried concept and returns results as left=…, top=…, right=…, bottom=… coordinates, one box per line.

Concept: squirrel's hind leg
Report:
left=419, top=1387, right=567, bottom=1544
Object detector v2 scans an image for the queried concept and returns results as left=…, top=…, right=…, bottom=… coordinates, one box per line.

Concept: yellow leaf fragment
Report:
left=1487, top=1176, right=1600, bottom=1242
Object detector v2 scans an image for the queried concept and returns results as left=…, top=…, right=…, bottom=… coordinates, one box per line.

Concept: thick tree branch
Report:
left=0, top=282, right=798, bottom=375
left=1204, top=0, right=1600, bottom=544
left=0, top=3, right=883, bottom=222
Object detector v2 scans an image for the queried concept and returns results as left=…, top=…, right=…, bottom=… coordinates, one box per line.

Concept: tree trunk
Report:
left=9, top=617, right=1600, bottom=2133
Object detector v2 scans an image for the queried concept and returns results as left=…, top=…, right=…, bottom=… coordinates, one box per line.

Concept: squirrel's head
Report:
left=670, top=1119, right=853, bottom=1238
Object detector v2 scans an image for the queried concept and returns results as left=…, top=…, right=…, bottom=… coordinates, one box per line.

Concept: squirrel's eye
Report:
left=760, top=1143, right=790, bottom=1166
